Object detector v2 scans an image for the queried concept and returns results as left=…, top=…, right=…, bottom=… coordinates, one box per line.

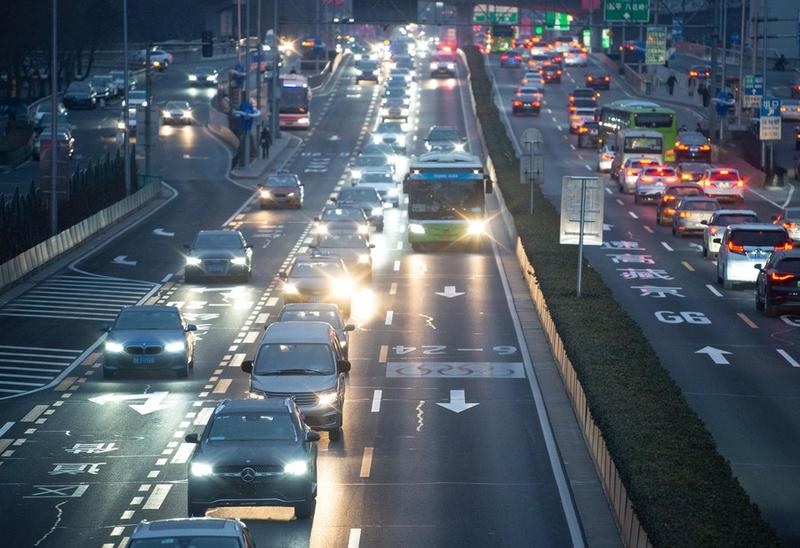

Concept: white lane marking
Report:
left=489, top=236, right=585, bottom=546
left=21, top=405, right=49, bottom=423
left=359, top=447, right=374, bottom=478
left=213, top=379, right=232, bottom=394
left=371, top=390, right=382, bottom=412
left=142, top=484, right=172, bottom=510
left=585, top=164, right=592, bottom=171
left=777, top=349, right=800, bottom=368
left=605, top=187, right=612, bottom=194
left=256, top=313, right=269, bottom=324
left=389, top=282, right=397, bottom=295
left=348, top=529, right=362, bottom=548
left=266, top=297, right=279, bottom=307
left=628, top=211, right=639, bottom=219
left=121, top=510, right=134, bottom=520
left=242, top=331, right=260, bottom=344
left=745, top=184, right=793, bottom=209
left=194, top=407, right=214, bottom=426
left=705, top=284, right=723, bottom=297
left=556, top=125, right=563, bottom=131
left=393, top=260, right=401, bottom=271
left=0, top=422, right=13, bottom=437
left=110, top=527, right=124, bottom=537
left=160, top=273, right=173, bottom=283
left=661, top=242, right=674, bottom=251
left=229, top=353, right=246, bottom=369
left=385, top=311, right=394, bottom=326
left=569, top=144, right=576, bottom=151
left=170, top=443, right=195, bottom=464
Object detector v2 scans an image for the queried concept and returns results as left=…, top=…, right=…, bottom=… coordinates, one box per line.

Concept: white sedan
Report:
left=162, top=101, right=192, bottom=125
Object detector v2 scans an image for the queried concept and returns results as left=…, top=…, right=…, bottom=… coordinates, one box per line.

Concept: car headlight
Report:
left=372, top=134, right=383, bottom=144
left=287, top=192, right=295, bottom=197
left=429, top=62, right=437, bottom=70
left=380, top=107, right=388, bottom=116
left=313, top=223, right=328, bottom=235
left=191, top=462, right=213, bottom=477
left=358, top=253, right=371, bottom=264
left=188, top=74, right=198, bottom=81
left=447, top=62, right=455, bottom=70
left=165, top=341, right=186, bottom=353
left=230, top=257, right=247, bottom=265
left=467, top=220, right=486, bottom=235
left=182, top=110, right=192, bottom=118
left=186, top=257, right=201, bottom=266
left=283, top=282, right=299, bottom=294
left=116, top=120, right=126, bottom=130
left=260, top=189, right=271, bottom=198
left=317, top=390, right=339, bottom=406
left=387, top=187, right=399, bottom=197
left=333, top=277, right=354, bottom=296
left=396, top=135, right=406, bottom=146
left=409, top=223, right=426, bottom=235
left=453, top=142, right=465, bottom=152
left=357, top=224, right=369, bottom=235
left=162, top=110, right=171, bottom=117
left=105, top=341, right=124, bottom=353
left=351, top=170, right=362, bottom=179
left=284, top=460, right=308, bottom=476
left=142, top=100, right=148, bottom=107
left=371, top=207, right=383, bottom=216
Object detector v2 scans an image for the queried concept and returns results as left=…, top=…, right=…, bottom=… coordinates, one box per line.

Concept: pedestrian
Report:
left=259, top=126, right=272, bottom=159
left=698, top=81, right=709, bottom=107
left=666, top=73, right=677, bottom=96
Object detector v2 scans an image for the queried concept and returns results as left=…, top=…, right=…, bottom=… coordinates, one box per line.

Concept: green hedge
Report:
left=464, top=46, right=780, bottom=547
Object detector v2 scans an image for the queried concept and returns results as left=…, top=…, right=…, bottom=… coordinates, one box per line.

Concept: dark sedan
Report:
left=755, top=249, right=800, bottom=316
left=280, top=254, right=353, bottom=316
left=185, top=398, right=320, bottom=519
left=258, top=172, right=304, bottom=209
left=541, top=64, right=562, bottom=83
left=675, top=131, right=712, bottom=162
left=335, top=186, right=386, bottom=232
left=184, top=229, right=253, bottom=283
left=102, top=305, right=196, bottom=378
left=585, top=72, right=610, bottom=90
left=311, top=233, right=375, bottom=282
left=63, top=81, right=97, bottom=109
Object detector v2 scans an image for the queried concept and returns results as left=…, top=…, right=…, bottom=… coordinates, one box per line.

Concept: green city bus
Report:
left=598, top=99, right=678, bottom=162
left=403, top=152, right=493, bottom=251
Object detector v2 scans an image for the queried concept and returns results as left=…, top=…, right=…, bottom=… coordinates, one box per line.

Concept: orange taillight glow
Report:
left=727, top=241, right=746, bottom=254
left=768, top=270, right=796, bottom=282
left=679, top=211, right=690, bottom=218
left=737, top=179, right=744, bottom=187
left=774, top=241, right=794, bottom=251
left=700, top=144, right=711, bottom=151
left=513, top=100, right=522, bottom=107
left=640, top=176, right=655, bottom=182
left=665, top=176, right=679, bottom=183
left=680, top=173, right=692, bottom=180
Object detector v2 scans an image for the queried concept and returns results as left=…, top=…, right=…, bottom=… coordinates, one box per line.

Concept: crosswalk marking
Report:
left=0, top=274, right=156, bottom=321
left=0, top=345, right=83, bottom=397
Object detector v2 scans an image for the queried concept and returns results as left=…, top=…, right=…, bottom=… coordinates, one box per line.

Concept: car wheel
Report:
left=755, top=290, right=765, bottom=311
left=634, top=194, right=641, bottom=204
left=188, top=503, right=206, bottom=517
left=294, top=491, right=316, bottom=519
left=328, top=427, right=342, bottom=442
left=702, top=246, right=708, bottom=257
left=764, top=293, right=778, bottom=317
left=102, top=367, right=116, bottom=379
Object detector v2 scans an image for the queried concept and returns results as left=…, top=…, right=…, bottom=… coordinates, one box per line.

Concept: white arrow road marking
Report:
left=112, top=256, right=137, bottom=266
left=689, top=243, right=703, bottom=252
left=603, top=223, right=613, bottom=231
left=435, top=286, right=465, bottom=298
left=152, top=228, right=175, bottom=237
left=695, top=346, right=732, bottom=365
left=436, top=390, right=479, bottom=413
left=89, top=392, right=172, bottom=415
left=328, top=135, right=340, bottom=140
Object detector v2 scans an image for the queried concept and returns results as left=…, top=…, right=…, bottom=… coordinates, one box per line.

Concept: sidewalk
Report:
left=229, top=135, right=301, bottom=185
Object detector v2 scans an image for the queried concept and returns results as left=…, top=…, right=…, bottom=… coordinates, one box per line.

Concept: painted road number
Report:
left=654, top=311, right=711, bottom=324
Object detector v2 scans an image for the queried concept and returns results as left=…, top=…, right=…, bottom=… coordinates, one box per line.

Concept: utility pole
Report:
left=708, top=0, right=719, bottom=143
left=271, top=0, right=280, bottom=140
left=144, top=46, right=152, bottom=179
left=243, top=0, right=251, bottom=167
left=315, top=0, right=321, bottom=73
left=761, top=0, right=769, bottom=172
left=735, top=0, right=746, bottom=123
left=719, top=0, right=728, bottom=142
left=50, top=0, right=58, bottom=236
left=123, top=0, right=130, bottom=195
left=256, top=0, right=262, bottom=118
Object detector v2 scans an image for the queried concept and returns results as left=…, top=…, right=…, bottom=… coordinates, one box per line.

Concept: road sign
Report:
left=473, top=4, right=518, bottom=25
left=560, top=177, right=604, bottom=246
left=759, top=96, right=781, bottom=117
left=546, top=12, right=572, bottom=30
left=743, top=74, right=764, bottom=108
left=604, top=0, right=650, bottom=23
left=645, top=26, right=667, bottom=65
left=759, top=96, right=782, bottom=140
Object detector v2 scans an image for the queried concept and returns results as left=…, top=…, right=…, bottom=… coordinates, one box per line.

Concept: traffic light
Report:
left=202, top=31, right=213, bottom=58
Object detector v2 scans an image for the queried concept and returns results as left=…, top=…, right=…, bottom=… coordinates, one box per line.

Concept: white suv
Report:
left=716, top=224, right=793, bottom=288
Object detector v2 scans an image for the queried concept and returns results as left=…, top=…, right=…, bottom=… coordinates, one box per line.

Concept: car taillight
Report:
left=587, top=76, right=593, bottom=81
left=767, top=269, right=797, bottom=283
left=532, top=101, right=540, bottom=107
left=501, top=55, right=508, bottom=60
left=662, top=195, right=676, bottom=202
left=700, top=144, right=711, bottom=151
left=513, top=100, right=522, bottom=107
left=665, top=176, right=678, bottom=183
left=640, top=176, right=654, bottom=182
left=628, top=169, right=638, bottom=176
left=727, top=241, right=746, bottom=254
left=774, top=241, right=794, bottom=251
left=679, top=211, right=690, bottom=217
left=783, top=221, right=797, bottom=230
left=737, top=179, right=744, bottom=187
left=677, top=144, right=688, bottom=150
left=604, top=76, right=609, bottom=81
left=680, top=173, right=692, bottom=180
left=568, top=95, right=574, bottom=101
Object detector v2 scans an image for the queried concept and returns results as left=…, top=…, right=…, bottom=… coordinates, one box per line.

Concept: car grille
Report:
left=126, top=345, right=163, bottom=355
left=215, top=464, right=283, bottom=474
left=203, top=259, right=228, bottom=269
left=262, top=390, right=318, bottom=406
left=273, top=192, right=287, bottom=198
left=383, top=136, right=396, bottom=143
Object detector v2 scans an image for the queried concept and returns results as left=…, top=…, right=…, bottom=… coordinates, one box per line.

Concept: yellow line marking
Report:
left=378, top=345, right=388, bottom=364
left=737, top=313, right=758, bottom=329
left=681, top=261, right=695, bottom=272
left=643, top=225, right=654, bottom=233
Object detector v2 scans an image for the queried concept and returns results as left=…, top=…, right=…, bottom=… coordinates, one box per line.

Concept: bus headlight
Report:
left=409, top=223, right=426, bottom=235
left=467, top=220, right=486, bottom=235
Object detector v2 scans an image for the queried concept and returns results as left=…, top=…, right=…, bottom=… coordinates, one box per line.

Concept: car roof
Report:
left=713, top=209, right=758, bottom=216
left=726, top=223, right=786, bottom=231
left=280, top=303, right=341, bottom=314
left=132, top=518, right=244, bottom=539
left=215, top=398, right=293, bottom=415
left=263, top=320, right=335, bottom=343
left=119, top=305, right=179, bottom=314
left=197, top=229, right=240, bottom=236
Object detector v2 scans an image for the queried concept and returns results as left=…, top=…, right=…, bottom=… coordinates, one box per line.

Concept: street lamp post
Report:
left=123, top=0, right=130, bottom=195
left=50, top=0, right=58, bottom=236
left=271, top=0, right=280, bottom=140
left=243, top=0, right=251, bottom=167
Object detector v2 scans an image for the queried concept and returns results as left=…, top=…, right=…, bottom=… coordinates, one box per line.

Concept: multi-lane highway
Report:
left=0, top=45, right=625, bottom=547
left=489, top=53, right=800, bottom=544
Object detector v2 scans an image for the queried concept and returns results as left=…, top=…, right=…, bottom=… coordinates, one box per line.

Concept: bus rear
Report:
left=279, top=74, right=311, bottom=129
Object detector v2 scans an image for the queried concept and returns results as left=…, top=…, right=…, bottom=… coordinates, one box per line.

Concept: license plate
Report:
left=308, top=296, right=323, bottom=302
left=133, top=356, right=155, bottom=364
left=690, top=147, right=698, bottom=152
left=207, top=265, right=225, bottom=273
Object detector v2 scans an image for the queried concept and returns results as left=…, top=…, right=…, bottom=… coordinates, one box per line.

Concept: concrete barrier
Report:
left=0, top=180, right=163, bottom=292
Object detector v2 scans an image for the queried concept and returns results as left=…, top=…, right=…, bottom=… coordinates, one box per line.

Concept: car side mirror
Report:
left=330, top=197, right=337, bottom=203
left=305, top=430, right=321, bottom=442
left=99, top=324, right=111, bottom=332
left=313, top=216, right=320, bottom=222
left=337, top=359, right=351, bottom=373
left=184, top=433, right=199, bottom=444
left=256, top=183, right=263, bottom=189
left=186, top=324, right=197, bottom=332
left=182, top=244, right=191, bottom=250
left=344, top=324, right=355, bottom=332
left=713, top=238, right=722, bottom=244
left=241, top=359, right=253, bottom=373
left=369, top=244, right=375, bottom=249
left=278, top=271, right=288, bottom=280
left=700, top=220, right=708, bottom=225
left=754, top=263, right=763, bottom=270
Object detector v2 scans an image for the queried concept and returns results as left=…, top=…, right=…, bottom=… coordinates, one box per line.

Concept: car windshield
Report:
left=730, top=230, right=788, bottom=246
left=166, top=101, right=187, bottom=110
left=353, top=156, right=386, bottom=167
left=317, top=234, right=368, bottom=249
left=624, top=137, right=662, bottom=153
left=322, top=208, right=364, bottom=221
left=266, top=175, right=298, bottom=187
left=428, top=128, right=460, bottom=141
left=683, top=200, right=718, bottom=211
left=130, top=538, right=241, bottom=548
left=194, top=232, right=241, bottom=249
left=775, top=258, right=800, bottom=274
left=290, top=261, right=345, bottom=277
left=377, top=122, right=403, bottom=133
left=361, top=172, right=393, bottom=183
left=208, top=412, right=297, bottom=442
left=115, top=310, right=181, bottom=330
left=339, top=188, right=379, bottom=201
left=253, top=343, right=335, bottom=375
left=68, top=82, right=91, bottom=92
left=713, top=214, right=758, bottom=225
left=279, top=309, right=342, bottom=328
left=573, top=99, right=596, bottom=109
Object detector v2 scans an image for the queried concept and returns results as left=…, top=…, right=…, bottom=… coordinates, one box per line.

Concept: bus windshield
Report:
left=280, top=87, right=309, bottom=114
left=408, top=179, right=484, bottom=220
left=624, top=136, right=662, bottom=154
left=633, top=112, right=673, bottom=128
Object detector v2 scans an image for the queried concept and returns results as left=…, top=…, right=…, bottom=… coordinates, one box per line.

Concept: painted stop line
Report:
left=386, top=362, right=525, bottom=378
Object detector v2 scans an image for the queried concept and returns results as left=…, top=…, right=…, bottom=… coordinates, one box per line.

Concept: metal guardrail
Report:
left=0, top=180, right=162, bottom=292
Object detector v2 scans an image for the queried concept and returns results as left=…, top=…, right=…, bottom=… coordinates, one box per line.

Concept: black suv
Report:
left=185, top=398, right=320, bottom=519
left=675, top=131, right=712, bottom=162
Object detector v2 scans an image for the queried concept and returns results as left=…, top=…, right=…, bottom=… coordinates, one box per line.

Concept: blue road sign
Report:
left=760, top=97, right=781, bottom=118
left=744, top=74, right=764, bottom=96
